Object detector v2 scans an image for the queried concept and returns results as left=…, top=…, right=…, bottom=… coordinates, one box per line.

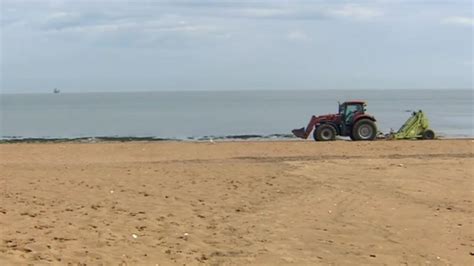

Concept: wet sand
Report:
left=0, top=140, right=473, bottom=265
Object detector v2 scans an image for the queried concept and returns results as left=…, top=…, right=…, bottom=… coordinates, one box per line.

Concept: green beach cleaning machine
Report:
left=387, top=110, right=435, bottom=140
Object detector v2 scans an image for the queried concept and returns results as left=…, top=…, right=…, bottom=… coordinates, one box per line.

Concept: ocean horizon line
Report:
left=2, top=88, right=473, bottom=95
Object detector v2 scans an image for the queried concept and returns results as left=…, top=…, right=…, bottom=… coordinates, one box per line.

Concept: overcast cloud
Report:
left=1, top=0, right=472, bottom=93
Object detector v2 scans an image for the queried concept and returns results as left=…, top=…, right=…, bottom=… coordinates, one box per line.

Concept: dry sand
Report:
left=0, top=140, right=473, bottom=265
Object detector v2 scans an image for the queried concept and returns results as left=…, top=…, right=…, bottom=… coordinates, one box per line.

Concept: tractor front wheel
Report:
left=313, top=124, right=337, bottom=141
left=352, top=119, right=377, bottom=141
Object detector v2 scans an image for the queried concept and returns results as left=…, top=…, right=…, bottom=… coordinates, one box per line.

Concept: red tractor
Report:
left=292, top=101, right=377, bottom=141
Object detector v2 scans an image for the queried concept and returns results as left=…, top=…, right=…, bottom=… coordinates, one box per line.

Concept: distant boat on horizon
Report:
left=53, top=88, right=60, bottom=94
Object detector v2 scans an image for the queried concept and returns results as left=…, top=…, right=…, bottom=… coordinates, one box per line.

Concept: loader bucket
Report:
left=292, top=127, right=306, bottom=139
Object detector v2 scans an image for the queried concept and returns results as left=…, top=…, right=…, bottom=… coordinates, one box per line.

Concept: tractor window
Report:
left=344, top=104, right=362, bottom=124
left=345, top=105, right=360, bottom=116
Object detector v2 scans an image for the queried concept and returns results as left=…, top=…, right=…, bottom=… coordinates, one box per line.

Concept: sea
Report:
left=0, top=90, right=472, bottom=141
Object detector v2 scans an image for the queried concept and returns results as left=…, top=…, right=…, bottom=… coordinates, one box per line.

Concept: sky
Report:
left=1, top=0, right=473, bottom=93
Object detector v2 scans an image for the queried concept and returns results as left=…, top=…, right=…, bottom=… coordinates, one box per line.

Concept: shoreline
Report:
left=1, top=135, right=473, bottom=144
left=0, top=134, right=295, bottom=143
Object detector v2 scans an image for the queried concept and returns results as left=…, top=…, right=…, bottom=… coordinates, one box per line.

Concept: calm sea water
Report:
left=1, top=90, right=472, bottom=140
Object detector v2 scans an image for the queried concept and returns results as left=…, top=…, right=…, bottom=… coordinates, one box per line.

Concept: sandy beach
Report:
left=0, top=140, right=473, bottom=265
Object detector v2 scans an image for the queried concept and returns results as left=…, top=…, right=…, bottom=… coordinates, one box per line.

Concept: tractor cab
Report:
left=339, top=101, right=366, bottom=124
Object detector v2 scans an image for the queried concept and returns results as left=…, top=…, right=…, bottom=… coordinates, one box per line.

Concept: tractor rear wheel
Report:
left=352, top=119, right=377, bottom=141
left=422, top=129, right=435, bottom=140
left=313, top=124, right=337, bottom=141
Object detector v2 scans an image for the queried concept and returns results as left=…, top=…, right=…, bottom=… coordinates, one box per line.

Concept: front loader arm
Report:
left=292, top=116, right=319, bottom=139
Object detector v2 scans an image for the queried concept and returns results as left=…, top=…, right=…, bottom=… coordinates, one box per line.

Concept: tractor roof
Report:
left=344, top=100, right=366, bottom=105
